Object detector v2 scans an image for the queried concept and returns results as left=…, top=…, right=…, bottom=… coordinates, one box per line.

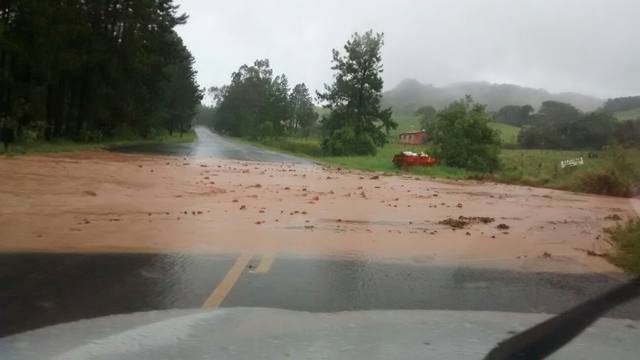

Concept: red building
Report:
left=398, top=130, right=427, bottom=145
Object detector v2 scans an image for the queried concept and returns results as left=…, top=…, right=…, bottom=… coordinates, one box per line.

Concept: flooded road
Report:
left=1, top=252, right=638, bottom=337
left=111, top=126, right=310, bottom=163
left=2, top=132, right=639, bottom=340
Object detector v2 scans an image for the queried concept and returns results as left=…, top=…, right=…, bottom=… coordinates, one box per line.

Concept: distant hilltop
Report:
left=382, top=78, right=604, bottom=114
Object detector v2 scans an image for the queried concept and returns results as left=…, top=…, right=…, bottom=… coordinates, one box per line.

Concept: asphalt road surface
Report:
left=1, top=252, right=638, bottom=338
left=111, top=126, right=310, bottom=163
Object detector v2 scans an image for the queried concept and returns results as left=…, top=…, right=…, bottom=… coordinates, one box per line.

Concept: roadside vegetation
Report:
left=606, top=219, right=640, bottom=273
left=1, top=130, right=196, bottom=155
left=245, top=135, right=640, bottom=193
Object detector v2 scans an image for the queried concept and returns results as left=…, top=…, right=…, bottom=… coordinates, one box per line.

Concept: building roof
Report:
left=398, top=130, right=426, bottom=135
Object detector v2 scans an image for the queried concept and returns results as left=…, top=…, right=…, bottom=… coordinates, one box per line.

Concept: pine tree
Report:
left=317, top=30, right=396, bottom=155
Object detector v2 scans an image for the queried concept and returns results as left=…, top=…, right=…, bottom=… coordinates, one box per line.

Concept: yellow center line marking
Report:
left=202, top=253, right=253, bottom=309
left=255, top=253, right=275, bottom=273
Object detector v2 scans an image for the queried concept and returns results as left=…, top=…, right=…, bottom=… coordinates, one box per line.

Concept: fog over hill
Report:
left=383, top=79, right=604, bottom=114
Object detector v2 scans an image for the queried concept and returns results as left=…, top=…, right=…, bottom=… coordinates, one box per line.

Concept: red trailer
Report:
left=392, top=151, right=437, bottom=168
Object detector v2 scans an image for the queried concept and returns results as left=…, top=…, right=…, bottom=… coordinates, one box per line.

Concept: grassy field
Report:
left=494, top=148, right=640, bottom=191
left=238, top=110, right=640, bottom=195
left=490, top=122, right=520, bottom=146
left=0, top=130, right=196, bottom=155
left=614, top=108, right=640, bottom=121
left=246, top=133, right=640, bottom=196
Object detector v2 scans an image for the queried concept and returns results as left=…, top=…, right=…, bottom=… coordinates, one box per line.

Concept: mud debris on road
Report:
left=0, top=148, right=638, bottom=273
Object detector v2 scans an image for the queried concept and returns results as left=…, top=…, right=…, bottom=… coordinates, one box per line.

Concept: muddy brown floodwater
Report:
left=1, top=150, right=638, bottom=273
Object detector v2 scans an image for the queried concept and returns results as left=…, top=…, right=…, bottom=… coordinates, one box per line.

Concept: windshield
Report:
left=1, top=0, right=639, bottom=358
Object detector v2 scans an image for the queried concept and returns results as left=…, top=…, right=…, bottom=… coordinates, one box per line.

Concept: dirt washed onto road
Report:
left=1, top=151, right=638, bottom=273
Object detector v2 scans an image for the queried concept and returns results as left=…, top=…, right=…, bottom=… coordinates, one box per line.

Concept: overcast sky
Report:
left=175, top=0, right=639, bottom=102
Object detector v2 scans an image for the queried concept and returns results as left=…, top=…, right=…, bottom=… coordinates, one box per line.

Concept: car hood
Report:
left=1, top=308, right=638, bottom=359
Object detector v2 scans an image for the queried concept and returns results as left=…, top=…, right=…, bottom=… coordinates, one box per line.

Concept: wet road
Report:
left=111, top=126, right=310, bottom=163
left=1, top=253, right=638, bottom=337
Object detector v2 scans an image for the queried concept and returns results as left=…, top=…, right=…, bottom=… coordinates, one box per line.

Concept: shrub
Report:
left=606, top=219, right=640, bottom=272
left=322, top=127, right=377, bottom=156
left=429, top=96, right=501, bottom=172
left=576, top=172, right=632, bottom=197
left=572, top=145, right=638, bottom=197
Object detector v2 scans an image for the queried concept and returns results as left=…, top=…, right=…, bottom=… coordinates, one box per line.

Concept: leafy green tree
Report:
left=613, top=119, right=640, bottom=146
left=518, top=101, right=582, bottom=148
left=317, top=30, right=396, bottom=155
left=211, top=59, right=294, bottom=139
left=534, top=101, right=581, bottom=125
left=518, top=101, right=620, bottom=149
left=429, top=96, right=501, bottom=172
left=567, top=112, right=616, bottom=149
left=289, top=83, right=318, bottom=136
left=494, top=105, right=533, bottom=126
left=212, top=59, right=273, bottom=137
left=416, top=105, right=436, bottom=129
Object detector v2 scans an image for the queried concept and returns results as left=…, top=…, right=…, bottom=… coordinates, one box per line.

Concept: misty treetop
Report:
left=601, top=96, right=640, bottom=114
left=317, top=30, right=396, bottom=156
left=210, top=59, right=317, bottom=139
left=0, top=0, right=202, bottom=142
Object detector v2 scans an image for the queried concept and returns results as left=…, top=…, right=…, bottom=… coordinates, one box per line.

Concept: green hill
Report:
left=382, top=78, right=604, bottom=115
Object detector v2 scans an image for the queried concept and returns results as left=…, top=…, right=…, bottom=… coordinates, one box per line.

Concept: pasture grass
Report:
left=614, top=108, right=640, bottom=121
left=246, top=133, right=640, bottom=197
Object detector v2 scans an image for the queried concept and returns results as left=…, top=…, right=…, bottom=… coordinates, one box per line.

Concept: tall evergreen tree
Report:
left=0, top=0, right=201, bottom=143
left=289, top=83, right=317, bottom=136
left=317, top=30, right=396, bottom=155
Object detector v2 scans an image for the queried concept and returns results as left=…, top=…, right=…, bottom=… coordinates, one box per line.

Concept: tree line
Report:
left=601, top=96, right=640, bottom=114
left=0, top=0, right=202, bottom=143
left=489, top=102, right=640, bottom=149
left=415, top=94, right=640, bottom=151
left=209, top=59, right=317, bottom=139
left=208, top=31, right=396, bottom=155
left=517, top=101, right=640, bottom=149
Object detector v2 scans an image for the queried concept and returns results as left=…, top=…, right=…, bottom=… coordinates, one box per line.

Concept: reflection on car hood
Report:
left=1, top=308, right=638, bottom=359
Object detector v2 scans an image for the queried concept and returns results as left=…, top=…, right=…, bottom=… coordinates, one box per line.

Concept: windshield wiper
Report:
left=484, top=276, right=640, bottom=359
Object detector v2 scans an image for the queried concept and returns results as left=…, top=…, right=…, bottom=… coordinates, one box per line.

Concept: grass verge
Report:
left=242, top=135, right=640, bottom=196
left=0, top=130, right=196, bottom=155
left=606, top=219, right=640, bottom=273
